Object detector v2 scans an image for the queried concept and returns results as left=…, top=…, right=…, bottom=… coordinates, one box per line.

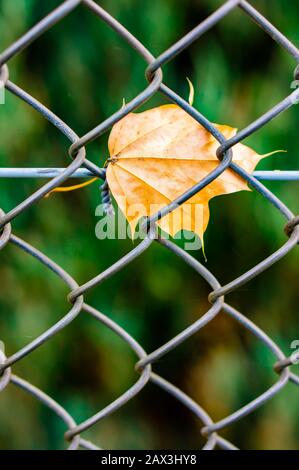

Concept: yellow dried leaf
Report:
left=106, top=104, right=275, bottom=244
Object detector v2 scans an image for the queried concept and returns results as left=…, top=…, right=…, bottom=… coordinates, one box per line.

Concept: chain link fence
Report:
left=0, top=0, right=299, bottom=450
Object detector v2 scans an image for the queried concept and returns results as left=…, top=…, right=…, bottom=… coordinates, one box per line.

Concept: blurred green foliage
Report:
left=0, top=0, right=299, bottom=450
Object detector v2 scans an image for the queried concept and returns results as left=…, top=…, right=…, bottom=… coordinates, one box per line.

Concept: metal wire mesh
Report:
left=0, top=0, right=299, bottom=450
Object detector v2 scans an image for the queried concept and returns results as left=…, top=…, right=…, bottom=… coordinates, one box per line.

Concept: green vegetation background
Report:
left=0, top=0, right=298, bottom=449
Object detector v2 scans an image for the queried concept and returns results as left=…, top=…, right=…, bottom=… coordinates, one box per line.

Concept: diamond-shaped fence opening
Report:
left=0, top=0, right=298, bottom=450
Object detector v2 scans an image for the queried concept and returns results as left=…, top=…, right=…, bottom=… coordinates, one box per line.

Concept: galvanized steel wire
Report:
left=0, top=0, right=299, bottom=450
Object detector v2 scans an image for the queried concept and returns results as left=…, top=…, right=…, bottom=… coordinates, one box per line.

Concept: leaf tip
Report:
left=261, top=149, right=287, bottom=159
left=201, top=237, right=207, bottom=262
left=186, top=77, right=194, bottom=106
